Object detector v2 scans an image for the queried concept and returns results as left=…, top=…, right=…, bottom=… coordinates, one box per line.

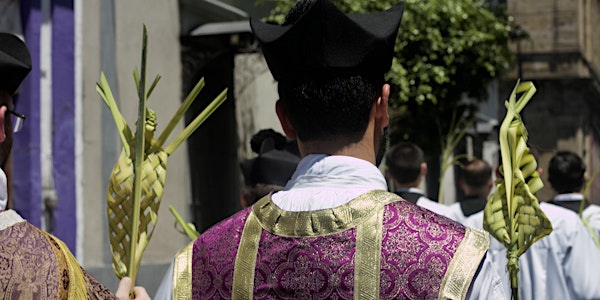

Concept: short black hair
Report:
left=278, top=74, right=381, bottom=142
left=461, top=159, right=492, bottom=189
left=548, top=151, right=586, bottom=193
left=385, top=142, right=424, bottom=184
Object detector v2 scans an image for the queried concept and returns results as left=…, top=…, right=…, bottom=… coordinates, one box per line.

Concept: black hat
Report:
left=0, top=33, right=32, bottom=95
left=240, top=130, right=300, bottom=187
left=250, top=0, right=404, bottom=81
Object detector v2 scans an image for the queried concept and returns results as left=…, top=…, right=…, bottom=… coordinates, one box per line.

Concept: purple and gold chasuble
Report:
left=0, top=211, right=116, bottom=300
left=175, top=190, right=488, bottom=299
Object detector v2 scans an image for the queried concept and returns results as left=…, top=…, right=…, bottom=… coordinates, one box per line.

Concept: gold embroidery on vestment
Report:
left=231, top=190, right=400, bottom=298
left=232, top=212, right=262, bottom=300
left=40, top=231, right=70, bottom=300
left=438, top=227, right=489, bottom=300
left=252, top=190, right=399, bottom=237
left=47, top=234, right=87, bottom=299
left=173, top=241, right=193, bottom=300
left=354, top=200, right=385, bottom=299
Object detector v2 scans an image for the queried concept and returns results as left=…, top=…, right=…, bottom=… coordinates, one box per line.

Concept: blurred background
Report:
left=1, top=0, right=599, bottom=295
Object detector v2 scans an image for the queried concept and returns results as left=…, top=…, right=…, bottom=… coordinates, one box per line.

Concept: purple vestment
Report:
left=190, top=192, right=485, bottom=299
left=0, top=216, right=115, bottom=299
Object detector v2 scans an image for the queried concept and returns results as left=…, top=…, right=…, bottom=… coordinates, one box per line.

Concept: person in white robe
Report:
left=547, top=150, right=600, bottom=239
left=448, top=159, right=494, bottom=225
left=467, top=202, right=600, bottom=299
left=384, top=141, right=459, bottom=219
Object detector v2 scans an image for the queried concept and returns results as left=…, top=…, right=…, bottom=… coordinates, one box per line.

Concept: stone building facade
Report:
left=504, top=0, right=600, bottom=202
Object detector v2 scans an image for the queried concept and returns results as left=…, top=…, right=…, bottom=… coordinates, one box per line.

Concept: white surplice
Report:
left=468, top=202, right=600, bottom=300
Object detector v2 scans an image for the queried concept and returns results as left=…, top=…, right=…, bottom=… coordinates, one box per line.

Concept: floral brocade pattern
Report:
left=192, top=199, right=466, bottom=299
left=0, top=222, right=63, bottom=299
left=0, top=221, right=117, bottom=300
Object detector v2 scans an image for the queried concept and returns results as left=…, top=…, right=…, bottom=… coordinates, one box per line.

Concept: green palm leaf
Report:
left=96, top=26, right=227, bottom=287
left=483, top=81, right=552, bottom=300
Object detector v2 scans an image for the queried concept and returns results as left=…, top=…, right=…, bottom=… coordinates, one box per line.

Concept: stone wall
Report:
left=499, top=78, right=600, bottom=203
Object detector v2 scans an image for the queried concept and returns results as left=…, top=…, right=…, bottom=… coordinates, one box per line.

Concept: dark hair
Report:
left=385, top=142, right=424, bottom=184
left=278, top=74, right=380, bottom=142
left=548, top=151, right=586, bottom=193
left=461, top=159, right=492, bottom=188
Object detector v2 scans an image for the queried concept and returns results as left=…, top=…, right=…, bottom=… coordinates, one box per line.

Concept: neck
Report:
left=298, top=135, right=377, bottom=165
left=463, top=186, right=490, bottom=197
left=395, top=182, right=420, bottom=190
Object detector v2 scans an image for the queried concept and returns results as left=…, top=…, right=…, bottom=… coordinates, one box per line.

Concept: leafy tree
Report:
left=263, top=0, right=513, bottom=154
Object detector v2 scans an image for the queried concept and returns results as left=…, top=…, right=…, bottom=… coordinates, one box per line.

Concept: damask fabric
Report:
left=0, top=210, right=116, bottom=300
left=161, top=154, right=506, bottom=299
left=188, top=191, right=488, bottom=299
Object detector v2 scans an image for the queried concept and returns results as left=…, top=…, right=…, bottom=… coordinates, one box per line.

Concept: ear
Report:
left=239, top=193, right=249, bottom=209
left=275, top=100, right=297, bottom=140
left=0, top=106, right=6, bottom=143
left=459, top=179, right=467, bottom=192
left=375, top=83, right=390, bottom=128
left=420, top=162, right=427, bottom=177
left=385, top=168, right=392, bottom=180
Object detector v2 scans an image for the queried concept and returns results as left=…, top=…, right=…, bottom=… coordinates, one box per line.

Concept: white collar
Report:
left=272, top=154, right=388, bottom=211
left=0, top=168, right=6, bottom=211
left=283, top=154, right=388, bottom=191
left=396, top=187, right=425, bottom=195
left=552, top=193, right=584, bottom=202
left=0, top=210, right=25, bottom=231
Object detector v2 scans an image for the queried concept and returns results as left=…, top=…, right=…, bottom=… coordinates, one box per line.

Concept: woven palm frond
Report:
left=107, top=147, right=168, bottom=278
left=483, top=81, right=552, bottom=300
left=96, top=26, right=227, bottom=286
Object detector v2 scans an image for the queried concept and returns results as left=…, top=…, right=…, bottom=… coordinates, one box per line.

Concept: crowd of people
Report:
left=386, top=143, right=600, bottom=299
left=2, top=0, right=600, bottom=298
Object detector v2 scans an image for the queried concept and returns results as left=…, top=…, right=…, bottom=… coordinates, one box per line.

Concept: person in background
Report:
left=0, top=32, right=149, bottom=300
left=448, top=159, right=494, bottom=226
left=548, top=150, right=600, bottom=237
left=239, top=128, right=300, bottom=207
left=385, top=141, right=458, bottom=219
left=161, top=0, right=506, bottom=298
left=467, top=150, right=600, bottom=299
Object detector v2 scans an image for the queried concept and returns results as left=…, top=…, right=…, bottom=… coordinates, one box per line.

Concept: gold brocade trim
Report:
left=354, top=203, right=384, bottom=300
left=252, top=190, right=400, bottom=237
left=173, top=241, right=194, bottom=300
left=43, top=233, right=87, bottom=299
left=232, top=211, right=262, bottom=299
left=438, top=227, right=490, bottom=300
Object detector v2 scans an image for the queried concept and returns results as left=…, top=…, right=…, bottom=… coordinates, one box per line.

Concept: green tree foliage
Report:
left=263, top=0, right=513, bottom=154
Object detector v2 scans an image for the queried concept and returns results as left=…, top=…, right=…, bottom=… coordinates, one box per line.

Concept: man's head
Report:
left=459, top=159, right=493, bottom=198
left=0, top=33, right=31, bottom=168
left=548, top=151, right=586, bottom=194
left=385, top=142, right=426, bottom=188
left=250, top=0, right=403, bottom=162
